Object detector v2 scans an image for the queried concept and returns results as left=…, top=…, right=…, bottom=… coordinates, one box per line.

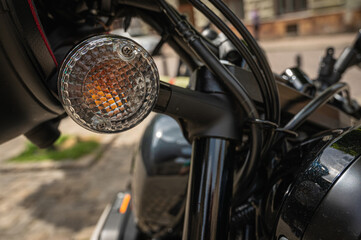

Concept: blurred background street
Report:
left=1, top=0, right=361, bottom=239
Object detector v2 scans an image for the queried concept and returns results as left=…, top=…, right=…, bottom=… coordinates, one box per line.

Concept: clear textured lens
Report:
left=58, top=35, right=159, bottom=133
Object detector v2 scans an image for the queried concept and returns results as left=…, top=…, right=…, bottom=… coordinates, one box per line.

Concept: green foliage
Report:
left=9, top=135, right=100, bottom=162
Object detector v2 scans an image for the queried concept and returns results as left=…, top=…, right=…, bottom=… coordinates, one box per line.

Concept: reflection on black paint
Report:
left=276, top=127, right=361, bottom=240
left=331, top=129, right=361, bottom=156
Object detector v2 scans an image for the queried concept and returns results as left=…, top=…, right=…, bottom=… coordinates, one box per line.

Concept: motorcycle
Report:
left=1, top=0, right=361, bottom=239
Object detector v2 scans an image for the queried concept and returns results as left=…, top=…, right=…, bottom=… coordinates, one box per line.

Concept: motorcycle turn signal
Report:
left=58, top=35, right=159, bottom=133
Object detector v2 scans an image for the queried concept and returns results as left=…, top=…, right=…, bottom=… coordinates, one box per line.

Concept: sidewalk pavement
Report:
left=0, top=116, right=152, bottom=240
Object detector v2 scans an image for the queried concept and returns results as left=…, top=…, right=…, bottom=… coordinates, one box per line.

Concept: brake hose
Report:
left=209, top=0, right=280, bottom=125
left=274, top=82, right=349, bottom=145
left=189, top=0, right=273, bottom=123
left=284, top=82, right=349, bottom=131
left=157, top=0, right=263, bottom=189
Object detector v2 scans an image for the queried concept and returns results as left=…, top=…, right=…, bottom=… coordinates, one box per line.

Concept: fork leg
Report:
left=183, top=137, right=234, bottom=240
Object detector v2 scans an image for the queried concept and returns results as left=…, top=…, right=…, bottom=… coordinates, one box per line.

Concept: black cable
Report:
left=274, top=82, right=348, bottom=145
left=209, top=0, right=280, bottom=125
left=284, top=82, right=348, bottom=131
left=156, top=0, right=263, bottom=189
left=189, top=0, right=273, bottom=122
left=137, top=10, right=200, bottom=71
left=206, top=0, right=280, bottom=157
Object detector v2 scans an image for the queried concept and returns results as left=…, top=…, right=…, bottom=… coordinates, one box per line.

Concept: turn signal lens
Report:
left=58, top=35, right=159, bottom=133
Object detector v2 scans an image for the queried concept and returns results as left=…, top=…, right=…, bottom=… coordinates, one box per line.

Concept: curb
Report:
left=0, top=135, right=118, bottom=173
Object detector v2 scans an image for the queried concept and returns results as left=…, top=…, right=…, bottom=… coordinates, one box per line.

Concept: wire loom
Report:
left=249, top=119, right=299, bottom=138
left=157, top=0, right=263, bottom=192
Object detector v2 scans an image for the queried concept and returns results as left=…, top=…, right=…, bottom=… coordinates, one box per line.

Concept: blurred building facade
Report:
left=175, top=0, right=361, bottom=38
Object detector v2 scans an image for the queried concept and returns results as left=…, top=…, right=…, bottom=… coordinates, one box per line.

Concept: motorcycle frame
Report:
left=118, top=3, right=245, bottom=238
left=2, top=0, right=361, bottom=239
left=11, top=0, right=358, bottom=239
left=114, top=2, right=359, bottom=239
left=136, top=3, right=251, bottom=239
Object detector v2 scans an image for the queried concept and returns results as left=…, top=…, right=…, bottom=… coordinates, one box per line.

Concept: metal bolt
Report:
left=121, top=44, right=134, bottom=57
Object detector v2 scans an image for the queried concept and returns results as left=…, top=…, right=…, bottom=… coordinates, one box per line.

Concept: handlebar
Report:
left=325, top=30, right=361, bottom=87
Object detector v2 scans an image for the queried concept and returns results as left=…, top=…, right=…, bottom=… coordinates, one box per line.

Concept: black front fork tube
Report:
left=183, top=137, right=235, bottom=240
